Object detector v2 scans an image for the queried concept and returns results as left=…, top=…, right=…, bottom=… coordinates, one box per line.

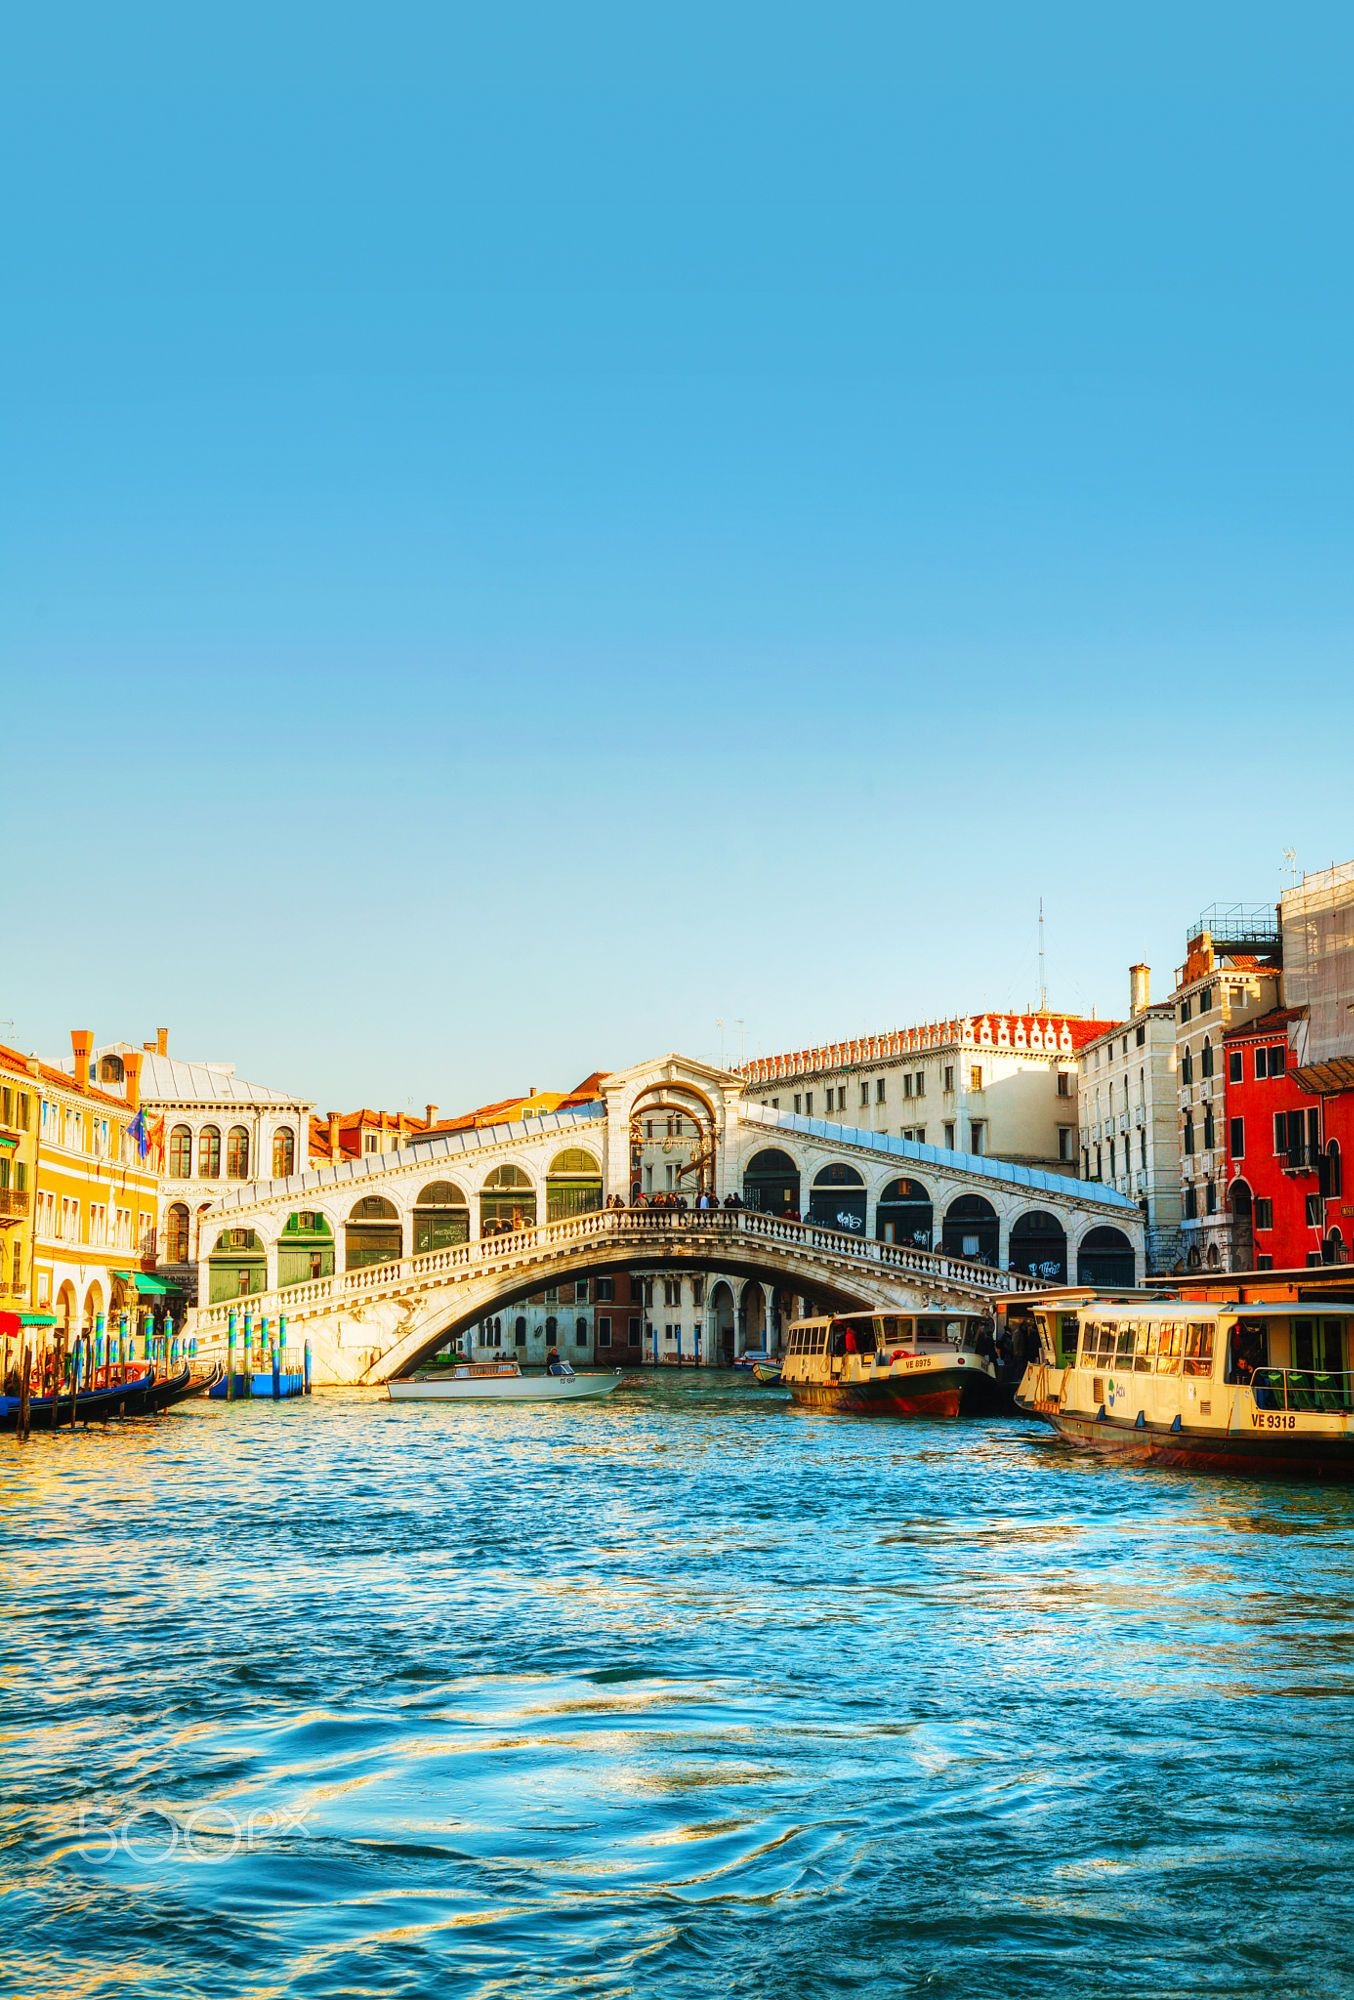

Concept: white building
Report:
left=1169, top=910, right=1283, bottom=1272
left=1077, top=964, right=1182, bottom=1272
left=742, top=1012, right=1109, bottom=1174
left=73, top=1032, right=314, bottom=1299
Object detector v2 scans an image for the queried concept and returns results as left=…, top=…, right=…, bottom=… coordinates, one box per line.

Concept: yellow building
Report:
left=23, top=1031, right=161, bottom=1336
left=0, top=1045, right=40, bottom=1310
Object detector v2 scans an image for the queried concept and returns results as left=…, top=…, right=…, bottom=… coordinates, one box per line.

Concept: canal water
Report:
left=4, top=1377, right=1354, bottom=1998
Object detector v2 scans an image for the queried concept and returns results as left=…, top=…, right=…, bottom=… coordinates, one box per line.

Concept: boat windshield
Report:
left=830, top=1320, right=879, bottom=1355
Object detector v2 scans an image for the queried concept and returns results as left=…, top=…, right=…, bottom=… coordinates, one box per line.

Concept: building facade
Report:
left=28, top=1031, right=160, bottom=1335
left=741, top=1013, right=1109, bottom=1174
left=1076, top=964, right=1182, bottom=1272
left=1170, top=908, right=1284, bottom=1272
left=0, top=1048, right=40, bottom=1310
left=73, top=1032, right=316, bottom=1302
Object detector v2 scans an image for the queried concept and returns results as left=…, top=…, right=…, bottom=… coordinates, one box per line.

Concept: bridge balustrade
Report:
left=190, top=1204, right=1042, bottom=1347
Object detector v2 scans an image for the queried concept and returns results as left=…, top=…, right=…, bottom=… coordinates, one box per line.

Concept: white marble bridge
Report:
left=186, top=1054, right=1143, bottom=1383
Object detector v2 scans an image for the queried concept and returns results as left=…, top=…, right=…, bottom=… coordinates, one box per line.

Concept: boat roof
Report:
left=789, top=1306, right=984, bottom=1326
left=1073, top=1300, right=1354, bottom=1321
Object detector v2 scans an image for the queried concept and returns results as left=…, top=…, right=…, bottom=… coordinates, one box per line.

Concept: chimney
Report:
left=397, top=1114, right=408, bottom=1145
left=156, top=1027, right=169, bottom=1056
left=1129, top=963, right=1151, bottom=1016
left=426, top=1103, right=438, bottom=1127
left=70, top=1029, right=93, bottom=1090
left=328, top=1110, right=341, bottom=1160
left=123, top=1049, right=144, bottom=1113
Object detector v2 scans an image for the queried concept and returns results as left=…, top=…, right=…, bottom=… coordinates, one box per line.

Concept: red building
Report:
left=1224, top=1011, right=1350, bottom=1269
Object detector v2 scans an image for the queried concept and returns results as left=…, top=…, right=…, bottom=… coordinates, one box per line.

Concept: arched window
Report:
left=1009, top=1210, right=1067, bottom=1282
left=165, top=1202, right=190, bottom=1263
left=198, top=1125, right=221, bottom=1177
left=743, top=1149, right=802, bottom=1217
left=98, top=1054, right=125, bottom=1084
left=1201, top=1036, right=1214, bottom=1079
left=413, top=1180, right=470, bottom=1253
left=1203, top=1105, right=1215, bottom=1151
left=345, top=1195, right=402, bottom=1270
left=1077, top=1224, right=1137, bottom=1287
left=941, top=1193, right=999, bottom=1263
left=278, top=1211, right=335, bottom=1286
left=226, top=1125, right=250, bottom=1178
left=1326, top=1141, right=1343, bottom=1199
left=545, top=1148, right=603, bottom=1221
left=1181, top=1046, right=1193, bottom=1086
left=576, top=1316, right=588, bottom=1347
left=514, top=1316, right=527, bottom=1346
left=545, top=1315, right=558, bottom=1341
left=272, top=1126, right=296, bottom=1177
left=875, top=1177, right=932, bottom=1248
left=481, top=1164, right=537, bottom=1234
left=169, top=1124, right=193, bottom=1177
left=808, top=1163, right=867, bottom=1232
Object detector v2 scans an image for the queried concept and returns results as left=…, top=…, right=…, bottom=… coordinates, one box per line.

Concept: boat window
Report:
left=1133, top=1326, right=1158, bottom=1373
left=874, top=1315, right=911, bottom=1343
left=1183, top=1326, right=1215, bottom=1376
left=1113, top=1324, right=1137, bottom=1364
left=1156, top=1324, right=1184, bottom=1375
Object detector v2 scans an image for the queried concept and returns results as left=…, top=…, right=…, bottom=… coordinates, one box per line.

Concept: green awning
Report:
left=21, top=1311, right=56, bottom=1327
left=113, top=1270, right=175, bottom=1297
left=0, top=1133, right=17, bottom=1148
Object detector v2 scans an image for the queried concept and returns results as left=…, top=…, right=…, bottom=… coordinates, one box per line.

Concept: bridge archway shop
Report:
left=808, top=1163, right=867, bottom=1234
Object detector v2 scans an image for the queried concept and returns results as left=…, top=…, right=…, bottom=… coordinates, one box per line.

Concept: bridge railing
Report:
left=189, top=1204, right=1041, bottom=1345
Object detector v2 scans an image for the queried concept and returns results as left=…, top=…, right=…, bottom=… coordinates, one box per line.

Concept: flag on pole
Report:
left=147, top=1115, right=165, bottom=1166
left=128, top=1110, right=151, bottom=1161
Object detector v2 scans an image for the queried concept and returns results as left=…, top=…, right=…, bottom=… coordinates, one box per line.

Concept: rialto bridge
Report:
left=186, top=1054, right=1143, bottom=1383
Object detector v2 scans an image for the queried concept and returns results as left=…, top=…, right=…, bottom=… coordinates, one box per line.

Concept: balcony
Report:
left=0, top=1188, right=30, bottom=1222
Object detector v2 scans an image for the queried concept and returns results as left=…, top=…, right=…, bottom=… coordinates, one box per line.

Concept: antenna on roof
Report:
left=1037, top=897, right=1048, bottom=1014
left=1282, top=847, right=1299, bottom=888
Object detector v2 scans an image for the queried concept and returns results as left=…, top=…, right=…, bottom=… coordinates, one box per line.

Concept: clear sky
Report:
left=4, top=5, right=1352, bottom=1115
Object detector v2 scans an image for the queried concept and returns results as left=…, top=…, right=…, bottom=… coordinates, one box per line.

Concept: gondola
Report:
left=147, top=1362, right=222, bottom=1410
left=0, top=1371, right=154, bottom=1433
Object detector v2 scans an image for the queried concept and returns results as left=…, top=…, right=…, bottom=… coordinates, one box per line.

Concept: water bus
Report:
left=1015, top=1299, right=1354, bottom=1479
left=389, top=1358, right=623, bottom=1403
left=781, top=1310, right=1000, bottom=1417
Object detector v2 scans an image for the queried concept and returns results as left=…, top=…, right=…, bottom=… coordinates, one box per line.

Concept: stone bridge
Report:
left=185, top=1053, right=1142, bottom=1382
left=190, top=1204, right=1052, bottom=1383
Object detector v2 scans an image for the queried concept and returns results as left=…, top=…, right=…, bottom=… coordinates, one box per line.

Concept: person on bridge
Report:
left=696, top=1190, right=714, bottom=1212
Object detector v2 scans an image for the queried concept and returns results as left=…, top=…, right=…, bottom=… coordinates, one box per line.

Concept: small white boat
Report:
left=388, top=1359, right=624, bottom=1403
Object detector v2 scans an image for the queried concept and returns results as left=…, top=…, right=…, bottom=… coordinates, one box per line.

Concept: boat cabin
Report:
left=784, top=1311, right=990, bottom=1364
left=1056, top=1302, right=1354, bottom=1413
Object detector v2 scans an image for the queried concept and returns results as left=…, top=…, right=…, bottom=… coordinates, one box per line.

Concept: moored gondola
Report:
left=0, top=1371, right=154, bottom=1433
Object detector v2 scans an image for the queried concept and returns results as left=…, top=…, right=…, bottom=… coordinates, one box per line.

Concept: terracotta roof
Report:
left=0, top=1040, right=135, bottom=1113
left=1224, top=1008, right=1304, bottom=1039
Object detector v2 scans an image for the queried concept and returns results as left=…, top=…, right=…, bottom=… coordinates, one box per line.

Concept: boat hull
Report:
left=1031, top=1404, right=1354, bottom=1481
left=389, top=1371, right=623, bottom=1403
left=786, top=1368, right=971, bottom=1419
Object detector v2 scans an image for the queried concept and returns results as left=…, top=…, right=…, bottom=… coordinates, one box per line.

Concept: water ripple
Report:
left=4, top=1380, right=1354, bottom=1996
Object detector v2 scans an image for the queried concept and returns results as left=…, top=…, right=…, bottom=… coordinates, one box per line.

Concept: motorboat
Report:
left=780, top=1311, right=1001, bottom=1418
left=1016, top=1299, right=1354, bottom=1479
left=388, top=1358, right=624, bottom=1403
left=750, top=1359, right=784, bottom=1385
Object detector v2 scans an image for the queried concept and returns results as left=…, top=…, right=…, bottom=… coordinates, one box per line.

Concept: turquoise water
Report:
left=4, top=1376, right=1354, bottom=1998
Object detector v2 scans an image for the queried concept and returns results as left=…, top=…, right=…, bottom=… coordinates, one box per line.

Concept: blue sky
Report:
left=4, top=5, right=1351, bottom=1113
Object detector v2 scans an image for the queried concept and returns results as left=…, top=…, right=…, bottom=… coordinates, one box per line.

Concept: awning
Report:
left=113, top=1270, right=176, bottom=1297
left=0, top=1133, right=17, bottom=1148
